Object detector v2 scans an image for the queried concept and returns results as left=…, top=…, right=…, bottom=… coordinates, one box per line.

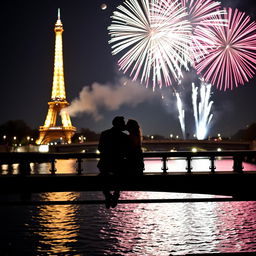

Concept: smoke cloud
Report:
left=65, top=78, right=155, bottom=121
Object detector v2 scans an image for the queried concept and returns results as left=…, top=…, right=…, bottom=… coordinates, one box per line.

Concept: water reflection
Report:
left=216, top=201, right=256, bottom=253
left=66, top=191, right=256, bottom=256
left=1, top=159, right=256, bottom=255
left=55, top=159, right=77, bottom=174
left=34, top=192, right=80, bottom=255
left=101, top=192, right=220, bottom=256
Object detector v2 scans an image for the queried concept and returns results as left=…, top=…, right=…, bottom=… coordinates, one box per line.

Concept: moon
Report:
left=101, top=3, right=107, bottom=10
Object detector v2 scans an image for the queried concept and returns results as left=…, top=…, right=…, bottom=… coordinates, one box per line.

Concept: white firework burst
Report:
left=108, top=0, right=193, bottom=89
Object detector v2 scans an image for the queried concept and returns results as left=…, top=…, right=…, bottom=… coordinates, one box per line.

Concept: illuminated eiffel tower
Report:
left=36, top=9, right=76, bottom=145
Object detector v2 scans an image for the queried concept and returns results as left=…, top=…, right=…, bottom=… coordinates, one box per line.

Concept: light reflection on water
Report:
left=35, top=192, right=79, bottom=255
left=19, top=192, right=256, bottom=256
left=1, top=159, right=256, bottom=255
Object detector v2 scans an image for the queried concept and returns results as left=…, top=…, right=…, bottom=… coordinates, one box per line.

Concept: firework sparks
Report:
left=181, top=0, right=226, bottom=27
left=108, top=0, right=193, bottom=89
left=194, top=8, right=256, bottom=90
left=192, top=80, right=213, bottom=140
left=181, top=0, right=227, bottom=63
left=176, top=92, right=186, bottom=139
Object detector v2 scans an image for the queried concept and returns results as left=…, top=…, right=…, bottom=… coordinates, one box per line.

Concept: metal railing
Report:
left=0, top=150, right=256, bottom=175
left=1, top=151, right=256, bottom=203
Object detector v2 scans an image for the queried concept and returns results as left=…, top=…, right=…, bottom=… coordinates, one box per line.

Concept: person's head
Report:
left=112, top=116, right=126, bottom=131
left=126, top=119, right=142, bottom=145
left=126, top=119, right=140, bottom=135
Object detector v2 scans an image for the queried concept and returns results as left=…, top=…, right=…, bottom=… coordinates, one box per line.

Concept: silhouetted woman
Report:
left=126, top=119, right=144, bottom=174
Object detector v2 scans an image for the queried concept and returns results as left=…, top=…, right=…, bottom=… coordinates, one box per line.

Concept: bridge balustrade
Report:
left=0, top=150, right=256, bottom=175
left=1, top=151, right=256, bottom=200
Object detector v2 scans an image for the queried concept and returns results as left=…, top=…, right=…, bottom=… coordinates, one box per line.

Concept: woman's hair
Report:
left=126, top=119, right=143, bottom=145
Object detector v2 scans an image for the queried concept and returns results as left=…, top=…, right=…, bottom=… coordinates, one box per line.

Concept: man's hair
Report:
left=112, top=116, right=125, bottom=128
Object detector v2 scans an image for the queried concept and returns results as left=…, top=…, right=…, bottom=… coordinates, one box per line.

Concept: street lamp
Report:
left=13, top=136, right=17, bottom=147
left=2, top=135, right=6, bottom=146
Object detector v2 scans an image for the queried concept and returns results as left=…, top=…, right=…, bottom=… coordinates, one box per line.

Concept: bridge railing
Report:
left=0, top=150, right=256, bottom=175
left=144, top=151, right=256, bottom=173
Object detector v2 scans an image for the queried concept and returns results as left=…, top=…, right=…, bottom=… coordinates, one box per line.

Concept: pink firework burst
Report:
left=194, top=8, right=256, bottom=90
left=181, top=0, right=225, bottom=27
left=181, top=0, right=227, bottom=63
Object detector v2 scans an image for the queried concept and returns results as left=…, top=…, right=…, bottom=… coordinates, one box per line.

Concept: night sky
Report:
left=1, top=0, right=256, bottom=138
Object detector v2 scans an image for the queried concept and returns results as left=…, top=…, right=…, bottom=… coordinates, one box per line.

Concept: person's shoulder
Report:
left=101, top=128, right=112, bottom=135
left=99, top=129, right=111, bottom=140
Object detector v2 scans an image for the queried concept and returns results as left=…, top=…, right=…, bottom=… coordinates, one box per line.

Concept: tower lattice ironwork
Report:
left=36, top=9, right=76, bottom=145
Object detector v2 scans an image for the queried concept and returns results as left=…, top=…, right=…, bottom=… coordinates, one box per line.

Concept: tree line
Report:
left=0, top=120, right=100, bottom=145
left=0, top=120, right=255, bottom=145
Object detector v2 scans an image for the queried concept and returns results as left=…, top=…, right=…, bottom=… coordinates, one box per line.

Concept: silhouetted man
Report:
left=97, top=116, right=129, bottom=208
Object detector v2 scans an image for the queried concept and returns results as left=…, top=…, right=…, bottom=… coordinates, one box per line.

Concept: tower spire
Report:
left=51, top=8, right=65, bottom=100
left=36, top=10, right=76, bottom=145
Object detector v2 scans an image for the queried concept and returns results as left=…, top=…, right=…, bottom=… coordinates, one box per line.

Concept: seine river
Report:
left=1, top=158, right=256, bottom=256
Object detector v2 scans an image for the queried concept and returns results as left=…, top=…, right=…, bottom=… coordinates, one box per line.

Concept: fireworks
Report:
left=108, top=0, right=256, bottom=138
left=181, top=0, right=227, bottom=63
left=181, top=0, right=226, bottom=27
left=109, top=0, right=256, bottom=91
left=176, top=92, right=186, bottom=139
left=194, top=8, right=256, bottom=90
left=192, top=80, right=213, bottom=140
left=108, top=0, right=193, bottom=89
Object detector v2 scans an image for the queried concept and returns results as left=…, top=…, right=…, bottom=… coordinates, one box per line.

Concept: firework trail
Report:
left=194, top=8, right=256, bottom=90
left=176, top=92, right=186, bottom=139
left=108, top=0, right=193, bottom=89
left=192, top=81, right=213, bottom=140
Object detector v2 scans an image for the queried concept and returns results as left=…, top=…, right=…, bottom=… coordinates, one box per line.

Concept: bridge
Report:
left=0, top=150, right=256, bottom=203
left=50, top=139, right=255, bottom=153
left=142, top=139, right=254, bottom=151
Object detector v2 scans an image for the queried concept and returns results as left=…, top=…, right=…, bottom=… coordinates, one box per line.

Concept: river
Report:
left=1, top=158, right=256, bottom=255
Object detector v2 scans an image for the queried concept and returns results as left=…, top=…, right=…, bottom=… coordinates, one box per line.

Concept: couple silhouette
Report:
left=97, top=116, right=144, bottom=208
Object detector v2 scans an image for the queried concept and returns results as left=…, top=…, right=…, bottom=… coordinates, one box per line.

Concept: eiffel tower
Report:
left=36, top=9, right=76, bottom=145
